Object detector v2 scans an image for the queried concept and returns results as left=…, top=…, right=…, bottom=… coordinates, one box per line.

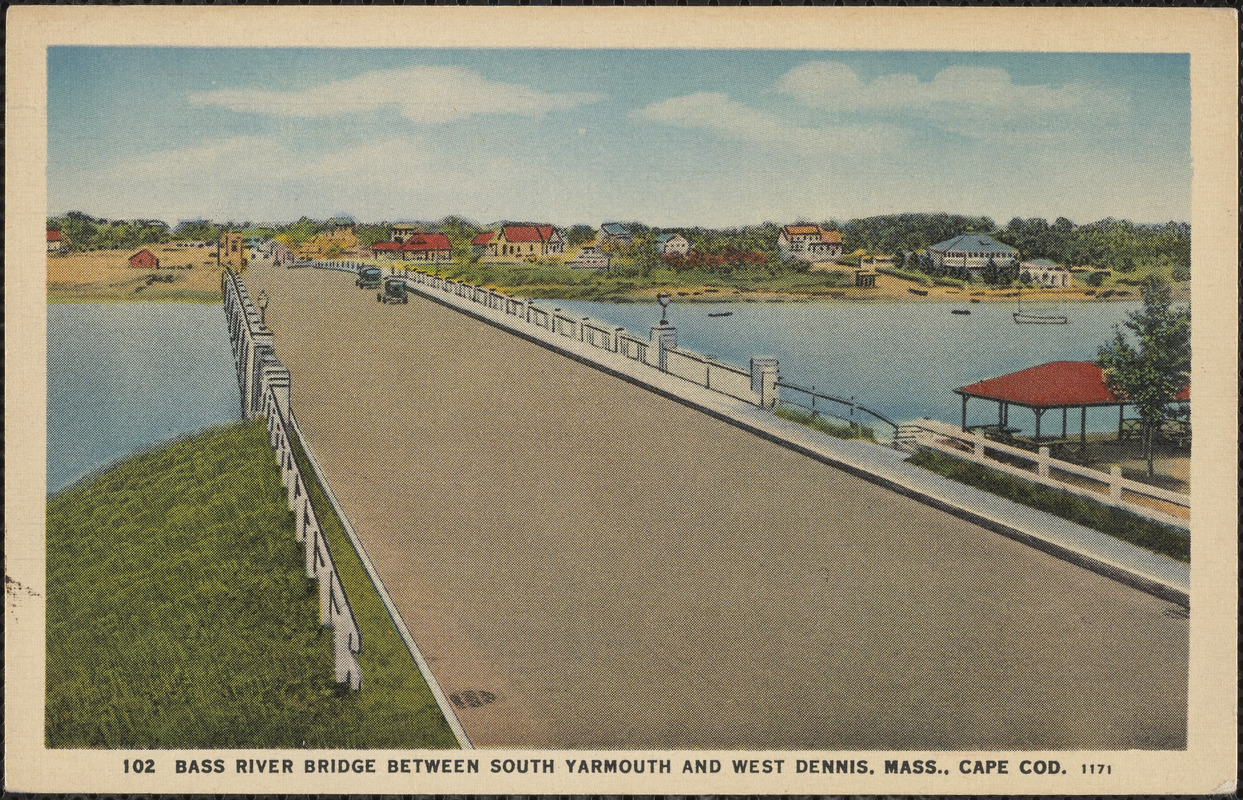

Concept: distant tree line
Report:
left=48, top=212, right=174, bottom=252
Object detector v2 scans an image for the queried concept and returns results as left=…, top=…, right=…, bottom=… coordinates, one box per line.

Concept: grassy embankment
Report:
left=906, top=448, right=1189, bottom=563
left=775, top=406, right=876, bottom=442
left=47, top=420, right=458, bottom=748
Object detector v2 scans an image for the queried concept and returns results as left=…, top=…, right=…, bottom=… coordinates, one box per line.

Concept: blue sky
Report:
left=48, top=48, right=1190, bottom=228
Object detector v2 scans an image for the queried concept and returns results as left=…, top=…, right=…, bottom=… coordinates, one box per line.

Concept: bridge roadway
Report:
left=247, top=260, right=1187, bottom=749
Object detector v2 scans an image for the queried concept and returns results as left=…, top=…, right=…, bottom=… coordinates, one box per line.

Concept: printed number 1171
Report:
left=1082, top=764, right=1112, bottom=775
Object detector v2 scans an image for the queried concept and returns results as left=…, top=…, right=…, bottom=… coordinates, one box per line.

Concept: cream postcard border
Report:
left=6, top=7, right=1237, bottom=794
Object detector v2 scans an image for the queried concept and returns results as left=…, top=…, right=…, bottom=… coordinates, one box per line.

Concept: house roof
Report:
left=601, top=222, right=631, bottom=237
left=503, top=225, right=559, bottom=244
left=821, top=230, right=842, bottom=244
left=129, top=248, right=157, bottom=261
left=655, top=233, right=683, bottom=243
left=928, top=234, right=1017, bottom=255
left=783, top=225, right=822, bottom=236
left=956, top=361, right=1189, bottom=409
left=47, top=230, right=62, bottom=241
left=371, top=241, right=402, bottom=251
left=473, top=231, right=496, bottom=245
left=403, top=233, right=451, bottom=251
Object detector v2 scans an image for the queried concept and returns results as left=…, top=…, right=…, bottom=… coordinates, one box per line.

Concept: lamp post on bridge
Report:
left=657, top=292, right=672, bottom=325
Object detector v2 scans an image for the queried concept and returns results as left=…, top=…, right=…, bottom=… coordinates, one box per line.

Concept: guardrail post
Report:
left=614, top=327, right=625, bottom=353
left=973, top=431, right=985, bottom=458
left=650, top=323, right=677, bottom=371
left=1109, top=466, right=1123, bottom=500
left=1038, top=446, right=1051, bottom=478
left=750, top=356, right=779, bottom=408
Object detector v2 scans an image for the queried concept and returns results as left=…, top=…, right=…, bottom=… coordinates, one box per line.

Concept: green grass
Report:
left=906, top=448, right=1189, bottom=563
left=776, top=405, right=876, bottom=442
left=46, top=421, right=458, bottom=748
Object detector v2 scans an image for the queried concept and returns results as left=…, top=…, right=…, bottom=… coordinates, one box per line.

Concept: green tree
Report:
left=565, top=224, right=596, bottom=248
left=1096, top=276, right=1191, bottom=476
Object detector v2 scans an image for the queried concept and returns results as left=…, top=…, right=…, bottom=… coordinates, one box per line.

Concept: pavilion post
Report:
left=961, top=394, right=968, bottom=432
left=1062, top=407, right=1068, bottom=438
left=998, top=401, right=1004, bottom=427
left=1118, top=405, right=1125, bottom=440
left=1034, top=408, right=1043, bottom=444
left=1081, top=406, right=1087, bottom=450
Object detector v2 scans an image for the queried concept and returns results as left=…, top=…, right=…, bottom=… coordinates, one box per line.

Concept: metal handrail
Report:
left=775, top=381, right=898, bottom=436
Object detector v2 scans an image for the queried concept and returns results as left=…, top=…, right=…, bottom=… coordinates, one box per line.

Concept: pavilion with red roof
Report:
left=954, top=360, right=1189, bottom=449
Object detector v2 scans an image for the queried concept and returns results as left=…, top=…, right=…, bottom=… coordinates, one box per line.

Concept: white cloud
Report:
left=64, top=134, right=537, bottom=223
left=631, top=92, right=904, bottom=155
left=775, top=62, right=1128, bottom=136
left=189, top=65, right=604, bottom=124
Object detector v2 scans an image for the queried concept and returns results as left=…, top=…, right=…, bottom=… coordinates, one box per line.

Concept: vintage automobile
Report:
left=378, top=277, right=408, bottom=304
left=355, top=266, right=382, bottom=289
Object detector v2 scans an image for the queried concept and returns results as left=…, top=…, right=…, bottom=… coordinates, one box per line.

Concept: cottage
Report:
left=391, top=223, right=423, bottom=243
left=47, top=230, right=66, bottom=253
left=1020, top=258, right=1071, bottom=288
left=475, top=225, right=566, bottom=261
left=654, top=233, right=691, bottom=257
left=128, top=248, right=160, bottom=269
left=926, top=234, right=1018, bottom=280
left=373, top=232, right=453, bottom=263
left=778, top=225, right=843, bottom=262
left=570, top=245, right=611, bottom=270
left=599, top=222, right=633, bottom=244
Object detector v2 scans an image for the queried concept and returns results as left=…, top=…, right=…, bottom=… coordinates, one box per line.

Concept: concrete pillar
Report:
left=650, top=323, right=677, bottom=371
left=1038, top=446, right=1050, bottom=478
left=750, top=356, right=779, bottom=408
left=614, top=327, right=626, bottom=353
left=1109, top=466, right=1123, bottom=500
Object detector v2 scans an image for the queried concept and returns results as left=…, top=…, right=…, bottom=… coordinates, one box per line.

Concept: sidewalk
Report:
left=404, top=275, right=1189, bottom=608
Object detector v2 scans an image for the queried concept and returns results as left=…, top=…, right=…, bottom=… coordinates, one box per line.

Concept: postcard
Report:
left=6, top=6, right=1237, bottom=795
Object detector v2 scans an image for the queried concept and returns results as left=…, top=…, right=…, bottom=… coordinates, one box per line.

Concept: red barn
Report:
left=128, top=248, right=160, bottom=268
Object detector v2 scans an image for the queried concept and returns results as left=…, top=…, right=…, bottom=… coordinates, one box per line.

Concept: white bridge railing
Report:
left=222, top=268, right=363, bottom=689
left=904, top=418, right=1190, bottom=531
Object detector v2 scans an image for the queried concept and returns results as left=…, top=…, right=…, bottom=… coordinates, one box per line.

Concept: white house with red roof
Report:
left=372, top=232, right=453, bottom=263
left=47, top=229, right=67, bottom=253
left=778, top=225, right=842, bottom=263
left=474, top=224, right=566, bottom=261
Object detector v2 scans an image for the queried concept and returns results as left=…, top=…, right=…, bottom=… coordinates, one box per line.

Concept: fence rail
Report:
left=222, top=268, right=364, bottom=689
left=906, top=418, right=1189, bottom=530
left=775, top=381, right=899, bottom=439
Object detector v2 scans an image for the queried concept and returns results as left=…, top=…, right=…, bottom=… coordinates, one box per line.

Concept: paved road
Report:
left=247, top=260, right=1188, bottom=749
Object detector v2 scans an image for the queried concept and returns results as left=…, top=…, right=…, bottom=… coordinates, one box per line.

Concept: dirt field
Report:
left=244, top=259, right=1188, bottom=750
left=47, top=245, right=225, bottom=302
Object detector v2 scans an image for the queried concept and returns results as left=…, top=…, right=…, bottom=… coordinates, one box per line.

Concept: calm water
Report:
left=47, top=304, right=240, bottom=493
left=551, top=297, right=1143, bottom=432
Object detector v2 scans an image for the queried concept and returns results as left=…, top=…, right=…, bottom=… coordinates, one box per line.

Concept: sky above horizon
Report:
left=48, top=48, right=1191, bottom=228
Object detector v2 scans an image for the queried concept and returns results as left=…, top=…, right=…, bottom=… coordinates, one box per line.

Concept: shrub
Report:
left=1086, top=271, right=1108, bottom=287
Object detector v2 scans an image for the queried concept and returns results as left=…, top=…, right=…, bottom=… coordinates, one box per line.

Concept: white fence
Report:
left=223, top=269, right=364, bottom=689
left=904, top=418, right=1190, bottom=531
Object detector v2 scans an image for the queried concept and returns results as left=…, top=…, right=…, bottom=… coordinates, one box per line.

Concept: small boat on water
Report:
left=908, top=288, right=928, bottom=296
left=969, top=298, right=981, bottom=304
left=1013, top=286, right=1068, bottom=324
left=707, top=311, right=733, bottom=318
left=951, top=309, right=971, bottom=315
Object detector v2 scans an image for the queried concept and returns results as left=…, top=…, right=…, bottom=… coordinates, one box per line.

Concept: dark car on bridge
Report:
left=378, top=277, right=408, bottom=304
left=356, top=267, right=382, bottom=289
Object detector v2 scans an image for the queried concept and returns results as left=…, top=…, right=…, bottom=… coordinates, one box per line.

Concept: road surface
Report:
left=247, top=260, right=1188, bottom=749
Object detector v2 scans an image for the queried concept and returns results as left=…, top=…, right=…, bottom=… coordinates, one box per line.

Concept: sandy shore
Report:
left=47, top=246, right=224, bottom=302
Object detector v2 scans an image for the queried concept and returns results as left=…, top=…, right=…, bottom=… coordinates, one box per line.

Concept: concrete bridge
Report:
left=240, top=258, right=1188, bottom=750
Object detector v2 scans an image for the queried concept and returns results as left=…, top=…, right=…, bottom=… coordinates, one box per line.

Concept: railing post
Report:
left=650, top=323, right=677, bottom=371
left=750, top=356, right=779, bottom=408
left=1038, top=446, right=1051, bottom=478
left=1109, top=466, right=1123, bottom=500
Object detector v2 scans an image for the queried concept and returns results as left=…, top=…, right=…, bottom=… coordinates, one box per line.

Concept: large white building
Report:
left=926, top=234, right=1018, bottom=280
left=1020, top=258, right=1071, bottom=288
left=778, top=225, right=842, bottom=263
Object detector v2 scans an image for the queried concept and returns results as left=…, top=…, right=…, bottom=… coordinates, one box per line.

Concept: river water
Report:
left=47, top=303, right=240, bottom=493
left=551, top=297, right=1143, bottom=432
